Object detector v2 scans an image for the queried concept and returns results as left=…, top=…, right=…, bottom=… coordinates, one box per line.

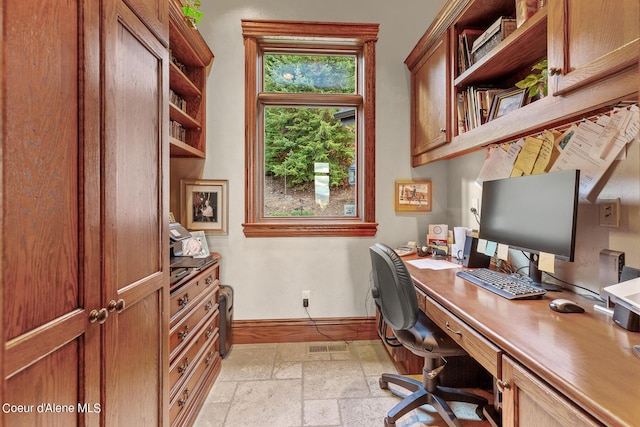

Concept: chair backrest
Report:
left=369, top=243, right=419, bottom=331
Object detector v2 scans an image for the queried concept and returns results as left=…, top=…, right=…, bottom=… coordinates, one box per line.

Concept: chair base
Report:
left=380, top=373, right=487, bottom=427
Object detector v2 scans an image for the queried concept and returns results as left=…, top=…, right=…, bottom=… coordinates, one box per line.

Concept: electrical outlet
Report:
left=302, top=290, right=310, bottom=307
left=599, top=198, right=620, bottom=227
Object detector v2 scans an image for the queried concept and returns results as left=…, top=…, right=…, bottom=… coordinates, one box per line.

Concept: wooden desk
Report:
left=405, top=257, right=640, bottom=427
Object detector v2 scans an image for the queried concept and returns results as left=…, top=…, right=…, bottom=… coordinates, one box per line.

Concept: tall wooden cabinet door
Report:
left=408, top=32, right=452, bottom=158
left=548, top=0, right=639, bottom=96
left=124, top=0, right=169, bottom=45
left=102, top=1, right=169, bottom=426
left=500, top=356, right=600, bottom=427
left=1, top=1, right=103, bottom=426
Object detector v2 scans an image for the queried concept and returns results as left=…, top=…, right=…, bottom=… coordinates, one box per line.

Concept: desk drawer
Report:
left=170, top=287, right=219, bottom=361
left=169, top=315, right=219, bottom=399
left=169, top=340, right=219, bottom=427
left=426, top=296, right=502, bottom=378
left=170, top=266, right=219, bottom=323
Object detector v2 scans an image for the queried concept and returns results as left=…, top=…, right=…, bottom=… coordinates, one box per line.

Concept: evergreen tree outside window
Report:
left=242, top=20, right=379, bottom=237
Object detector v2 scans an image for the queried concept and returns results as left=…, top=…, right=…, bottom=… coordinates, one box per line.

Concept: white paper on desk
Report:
left=406, top=258, right=461, bottom=270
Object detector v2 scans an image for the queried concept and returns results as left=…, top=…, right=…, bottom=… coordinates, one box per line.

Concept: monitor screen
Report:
left=479, top=169, right=580, bottom=262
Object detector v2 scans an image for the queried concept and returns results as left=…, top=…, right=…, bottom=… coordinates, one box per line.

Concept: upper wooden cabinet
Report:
left=406, top=32, right=452, bottom=159
left=407, top=0, right=639, bottom=166
left=548, top=0, right=639, bottom=96
left=168, top=0, right=214, bottom=158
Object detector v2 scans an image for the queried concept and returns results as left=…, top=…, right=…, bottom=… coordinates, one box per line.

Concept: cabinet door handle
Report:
left=205, top=301, right=213, bottom=312
left=549, top=67, right=561, bottom=76
left=205, top=327, right=213, bottom=339
left=89, top=308, right=109, bottom=324
left=205, top=277, right=213, bottom=286
left=107, top=298, right=126, bottom=313
left=445, top=321, right=462, bottom=336
left=439, top=128, right=446, bottom=133
left=496, top=379, right=511, bottom=391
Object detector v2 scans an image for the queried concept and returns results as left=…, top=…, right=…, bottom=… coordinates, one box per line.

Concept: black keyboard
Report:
left=456, top=268, right=546, bottom=300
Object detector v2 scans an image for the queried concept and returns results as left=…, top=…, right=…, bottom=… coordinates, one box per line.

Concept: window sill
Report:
left=242, top=221, right=378, bottom=237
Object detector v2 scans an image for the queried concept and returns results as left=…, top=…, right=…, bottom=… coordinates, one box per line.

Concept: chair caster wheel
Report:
left=379, top=378, right=389, bottom=390
left=384, top=416, right=395, bottom=426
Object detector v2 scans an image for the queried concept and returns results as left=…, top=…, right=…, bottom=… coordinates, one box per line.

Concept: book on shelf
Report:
left=458, top=28, right=484, bottom=73
left=470, top=17, right=517, bottom=64
left=457, top=87, right=504, bottom=134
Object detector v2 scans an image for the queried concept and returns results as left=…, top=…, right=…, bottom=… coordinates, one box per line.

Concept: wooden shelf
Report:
left=170, top=102, right=201, bottom=129
left=168, top=0, right=213, bottom=158
left=170, top=62, right=201, bottom=98
left=169, top=136, right=205, bottom=158
left=454, top=7, right=547, bottom=88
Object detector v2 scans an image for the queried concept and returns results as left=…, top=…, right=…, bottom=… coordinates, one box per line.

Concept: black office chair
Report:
left=369, top=243, right=487, bottom=427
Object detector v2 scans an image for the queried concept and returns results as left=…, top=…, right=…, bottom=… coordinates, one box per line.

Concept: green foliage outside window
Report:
left=263, top=55, right=356, bottom=191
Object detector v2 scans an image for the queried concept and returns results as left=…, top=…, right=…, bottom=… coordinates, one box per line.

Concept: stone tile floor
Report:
left=193, top=340, right=491, bottom=427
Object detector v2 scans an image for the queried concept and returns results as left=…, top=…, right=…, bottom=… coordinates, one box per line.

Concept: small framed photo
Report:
left=488, top=88, right=526, bottom=121
left=181, top=179, right=228, bottom=235
left=395, top=180, right=432, bottom=212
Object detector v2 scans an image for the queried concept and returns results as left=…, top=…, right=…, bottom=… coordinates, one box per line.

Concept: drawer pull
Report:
left=177, top=388, right=190, bottom=407
left=177, top=357, right=190, bottom=375
left=205, top=300, right=213, bottom=312
left=178, top=293, right=190, bottom=307
left=445, top=321, right=462, bottom=337
left=205, top=351, right=214, bottom=365
left=496, top=379, right=511, bottom=391
left=178, top=325, right=189, bottom=341
left=205, top=327, right=213, bottom=339
left=205, top=277, right=213, bottom=286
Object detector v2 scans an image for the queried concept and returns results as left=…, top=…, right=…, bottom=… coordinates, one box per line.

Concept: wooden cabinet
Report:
left=499, top=355, right=600, bottom=427
left=407, top=0, right=639, bottom=166
left=169, top=262, right=222, bottom=427
left=168, top=0, right=214, bottom=158
left=406, top=32, right=453, bottom=159
left=548, top=0, right=639, bottom=97
left=1, top=0, right=169, bottom=426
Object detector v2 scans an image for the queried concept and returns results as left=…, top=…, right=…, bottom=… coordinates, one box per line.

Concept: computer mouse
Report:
left=549, top=299, right=585, bottom=313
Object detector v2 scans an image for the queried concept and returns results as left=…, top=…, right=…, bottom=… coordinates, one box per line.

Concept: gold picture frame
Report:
left=488, top=88, right=526, bottom=121
left=181, top=179, right=228, bottom=235
left=395, top=180, right=432, bottom=212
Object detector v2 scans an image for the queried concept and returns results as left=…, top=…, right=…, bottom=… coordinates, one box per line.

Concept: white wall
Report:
left=171, top=0, right=450, bottom=320
left=171, top=0, right=640, bottom=320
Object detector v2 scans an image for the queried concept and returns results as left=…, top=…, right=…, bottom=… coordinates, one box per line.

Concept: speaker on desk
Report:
left=461, top=236, right=491, bottom=268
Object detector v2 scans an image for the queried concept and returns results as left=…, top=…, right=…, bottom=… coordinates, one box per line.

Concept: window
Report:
left=242, top=20, right=379, bottom=237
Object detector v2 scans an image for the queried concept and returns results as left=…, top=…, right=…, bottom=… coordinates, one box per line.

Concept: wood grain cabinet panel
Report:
left=1, top=0, right=169, bottom=425
left=548, top=0, right=639, bottom=96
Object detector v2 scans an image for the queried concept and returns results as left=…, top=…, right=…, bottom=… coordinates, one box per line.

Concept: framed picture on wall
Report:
left=181, top=179, right=228, bottom=235
left=395, top=180, right=432, bottom=212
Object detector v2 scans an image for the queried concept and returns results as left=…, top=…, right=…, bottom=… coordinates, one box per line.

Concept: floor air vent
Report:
left=307, top=343, right=348, bottom=354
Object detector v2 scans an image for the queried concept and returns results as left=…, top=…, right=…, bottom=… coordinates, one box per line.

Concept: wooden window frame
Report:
left=242, top=20, right=379, bottom=237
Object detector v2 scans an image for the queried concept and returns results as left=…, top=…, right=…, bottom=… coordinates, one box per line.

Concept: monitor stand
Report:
left=529, top=255, right=564, bottom=291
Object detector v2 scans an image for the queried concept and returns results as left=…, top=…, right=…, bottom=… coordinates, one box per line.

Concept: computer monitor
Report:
left=479, top=169, right=580, bottom=287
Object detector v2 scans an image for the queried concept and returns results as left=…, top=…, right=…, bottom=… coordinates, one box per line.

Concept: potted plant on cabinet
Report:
left=182, top=0, right=203, bottom=29
left=516, top=59, right=548, bottom=100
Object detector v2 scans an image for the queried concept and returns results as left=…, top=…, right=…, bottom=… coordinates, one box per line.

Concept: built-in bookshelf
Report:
left=405, top=0, right=638, bottom=166
left=169, top=0, right=214, bottom=158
